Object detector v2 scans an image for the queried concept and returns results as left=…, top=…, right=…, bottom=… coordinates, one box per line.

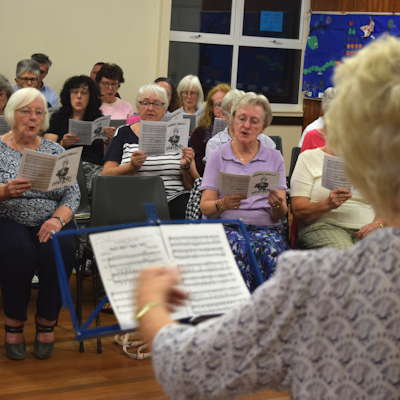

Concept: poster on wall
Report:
left=303, top=13, right=400, bottom=98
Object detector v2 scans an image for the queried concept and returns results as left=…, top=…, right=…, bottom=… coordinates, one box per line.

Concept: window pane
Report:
left=168, top=42, right=232, bottom=95
left=171, top=0, right=232, bottom=34
left=237, top=46, right=301, bottom=104
left=243, top=0, right=301, bottom=39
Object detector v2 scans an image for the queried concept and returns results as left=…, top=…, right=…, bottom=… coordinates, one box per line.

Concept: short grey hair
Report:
left=0, top=74, right=13, bottom=99
left=4, top=88, right=49, bottom=131
left=326, top=35, right=400, bottom=220
left=177, top=75, right=204, bottom=108
left=321, top=87, right=336, bottom=114
left=16, top=59, right=40, bottom=78
left=221, top=89, right=245, bottom=115
left=136, top=83, right=169, bottom=110
left=231, top=92, right=273, bottom=129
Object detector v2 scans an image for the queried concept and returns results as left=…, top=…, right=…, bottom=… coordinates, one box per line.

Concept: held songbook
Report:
left=89, top=223, right=250, bottom=330
left=68, top=116, right=111, bottom=145
left=219, top=171, right=280, bottom=198
left=139, top=119, right=190, bottom=155
left=17, top=147, right=82, bottom=191
left=321, top=154, right=352, bottom=190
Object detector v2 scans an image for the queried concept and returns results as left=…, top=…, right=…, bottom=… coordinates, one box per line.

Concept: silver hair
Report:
left=16, top=59, right=40, bottom=78
left=221, top=89, right=245, bottom=116
left=176, top=75, right=204, bottom=108
left=136, top=83, right=169, bottom=109
left=4, top=88, right=49, bottom=131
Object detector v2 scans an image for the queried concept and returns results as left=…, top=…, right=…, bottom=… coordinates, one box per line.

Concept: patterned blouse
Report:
left=0, top=139, right=80, bottom=227
left=153, top=227, right=400, bottom=399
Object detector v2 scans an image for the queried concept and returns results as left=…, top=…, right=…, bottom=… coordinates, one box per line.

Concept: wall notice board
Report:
left=303, top=13, right=400, bottom=98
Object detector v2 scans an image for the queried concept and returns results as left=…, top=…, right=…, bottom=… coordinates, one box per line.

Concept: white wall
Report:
left=0, top=0, right=171, bottom=109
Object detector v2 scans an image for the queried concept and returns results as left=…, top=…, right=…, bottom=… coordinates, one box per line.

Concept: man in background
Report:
left=31, top=53, right=59, bottom=109
left=14, top=59, right=40, bottom=90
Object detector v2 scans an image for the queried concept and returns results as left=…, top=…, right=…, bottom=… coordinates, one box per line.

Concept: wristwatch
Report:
left=52, top=216, right=66, bottom=228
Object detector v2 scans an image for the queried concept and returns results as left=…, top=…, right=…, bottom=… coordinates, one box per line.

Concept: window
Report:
left=168, top=0, right=310, bottom=113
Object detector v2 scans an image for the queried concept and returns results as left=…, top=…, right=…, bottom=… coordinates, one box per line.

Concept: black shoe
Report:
left=33, top=321, right=55, bottom=360
left=5, top=325, right=26, bottom=360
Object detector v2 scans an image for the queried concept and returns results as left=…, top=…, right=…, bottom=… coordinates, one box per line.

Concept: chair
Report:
left=168, top=191, right=191, bottom=220
left=75, top=162, right=91, bottom=223
left=287, top=147, right=301, bottom=248
left=269, top=135, right=283, bottom=154
left=288, top=146, right=301, bottom=187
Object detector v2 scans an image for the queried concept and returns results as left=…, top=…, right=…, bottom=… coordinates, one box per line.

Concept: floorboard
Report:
left=0, top=277, right=290, bottom=400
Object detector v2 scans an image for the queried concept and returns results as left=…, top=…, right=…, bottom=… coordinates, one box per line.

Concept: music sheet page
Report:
left=321, top=153, right=352, bottom=190
left=160, top=223, right=250, bottom=318
left=165, top=119, right=190, bottom=153
left=219, top=172, right=250, bottom=196
left=139, top=121, right=167, bottom=155
left=247, top=170, right=279, bottom=197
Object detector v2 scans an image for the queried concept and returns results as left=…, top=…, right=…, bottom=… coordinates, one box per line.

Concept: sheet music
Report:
left=0, top=115, right=10, bottom=135
left=321, top=153, right=352, bottom=190
left=109, top=119, right=126, bottom=128
left=211, top=118, right=227, bottom=136
left=182, top=114, right=196, bottom=134
left=219, top=172, right=250, bottom=196
left=17, top=147, right=82, bottom=191
left=89, top=226, right=176, bottom=330
left=140, top=119, right=190, bottom=155
left=160, top=224, right=250, bottom=318
left=68, top=116, right=111, bottom=145
left=89, top=223, right=250, bottom=329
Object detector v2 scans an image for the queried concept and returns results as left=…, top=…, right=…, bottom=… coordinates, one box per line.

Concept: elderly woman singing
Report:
left=0, top=88, right=80, bottom=360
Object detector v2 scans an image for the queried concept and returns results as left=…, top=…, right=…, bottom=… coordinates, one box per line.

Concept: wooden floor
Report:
left=0, top=277, right=291, bottom=400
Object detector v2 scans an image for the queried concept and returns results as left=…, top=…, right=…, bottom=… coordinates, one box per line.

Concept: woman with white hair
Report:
left=103, top=84, right=198, bottom=199
left=176, top=74, right=204, bottom=115
left=134, top=35, right=400, bottom=399
left=200, top=92, right=288, bottom=290
left=0, top=88, right=80, bottom=360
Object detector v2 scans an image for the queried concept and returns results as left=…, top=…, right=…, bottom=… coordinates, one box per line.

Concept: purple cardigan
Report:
left=200, top=141, right=287, bottom=226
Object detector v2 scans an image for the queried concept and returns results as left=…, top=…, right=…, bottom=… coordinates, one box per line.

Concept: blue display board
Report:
left=303, top=13, right=400, bottom=98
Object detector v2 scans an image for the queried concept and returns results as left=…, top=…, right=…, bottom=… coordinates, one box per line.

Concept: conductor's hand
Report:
left=327, top=188, right=352, bottom=209
left=60, top=133, right=80, bottom=147
left=130, top=150, right=147, bottom=170
left=136, top=267, right=188, bottom=313
left=222, top=194, right=246, bottom=210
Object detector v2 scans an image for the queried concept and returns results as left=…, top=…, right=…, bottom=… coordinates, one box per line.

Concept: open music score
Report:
left=89, top=223, right=250, bottom=330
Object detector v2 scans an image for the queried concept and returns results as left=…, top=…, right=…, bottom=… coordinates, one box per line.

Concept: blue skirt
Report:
left=224, top=224, right=289, bottom=292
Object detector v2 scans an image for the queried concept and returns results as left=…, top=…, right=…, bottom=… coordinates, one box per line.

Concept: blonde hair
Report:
left=231, top=92, right=273, bottom=129
left=4, top=88, right=49, bottom=131
left=176, top=75, right=204, bottom=109
left=198, top=83, right=230, bottom=128
left=326, top=35, right=400, bottom=219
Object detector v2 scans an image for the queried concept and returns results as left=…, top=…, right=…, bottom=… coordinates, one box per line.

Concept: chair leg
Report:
left=92, top=264, right=103, bottom=354
left=75, top=241, right=85, bottom=353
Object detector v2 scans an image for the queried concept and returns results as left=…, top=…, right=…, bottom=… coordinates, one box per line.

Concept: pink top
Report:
left=100, top=98, right=134, bottom=120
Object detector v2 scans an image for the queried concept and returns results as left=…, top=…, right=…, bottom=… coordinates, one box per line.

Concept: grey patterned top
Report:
left=0, top=139, right=80, bottom=227
left=153, top=227, right=400, bottom=399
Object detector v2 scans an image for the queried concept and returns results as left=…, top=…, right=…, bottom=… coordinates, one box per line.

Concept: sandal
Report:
left=33, top=321, right=55, bottom=360
left=5, top=325, right=26, bottom=360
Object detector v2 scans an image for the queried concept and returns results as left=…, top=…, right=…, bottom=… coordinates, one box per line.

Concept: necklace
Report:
left=232, top=142, right=259, bottom=163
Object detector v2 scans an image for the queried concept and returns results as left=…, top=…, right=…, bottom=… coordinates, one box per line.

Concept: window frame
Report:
left=169, top=0, right=310, bottom=114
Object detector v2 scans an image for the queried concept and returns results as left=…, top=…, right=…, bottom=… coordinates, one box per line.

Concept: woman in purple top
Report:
left=200, top=93, right=289, bottom=290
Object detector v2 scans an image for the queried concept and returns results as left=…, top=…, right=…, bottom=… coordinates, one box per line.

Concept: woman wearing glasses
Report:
left=95, top=63, right=133, bottom=120
left=0, top=88, right=79, bottom=360
left=176, top=75, right=204, bottom=115
left=102, top=84, right=198, bottom=199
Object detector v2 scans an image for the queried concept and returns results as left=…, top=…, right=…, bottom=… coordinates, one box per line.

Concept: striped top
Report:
left=104, top=125, right=185, bottom=199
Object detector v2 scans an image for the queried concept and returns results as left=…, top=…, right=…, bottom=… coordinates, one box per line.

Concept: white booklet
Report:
left=219, top=170, right=280, bottom=198
left=139, top=119, right=190, bottom=155
left=109, top=119, right=126, bottom=128
left=321, top=154, right=352, bottom=190
left=17, top=147, right=82, bottom=191
left=0, top=115, right=10, bottom=135
left=211, top=118, right=227, bottom=136
left=68, top=116, right=111, bottom=145
left=89, top=223, right=250, bottom=330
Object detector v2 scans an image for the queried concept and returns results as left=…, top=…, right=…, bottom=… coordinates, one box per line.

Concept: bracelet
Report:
left=136, top=301, right=161, bottom=320
left=51, top=216, right=66, bottom=228
left=271, top=202, right=281, bottom=209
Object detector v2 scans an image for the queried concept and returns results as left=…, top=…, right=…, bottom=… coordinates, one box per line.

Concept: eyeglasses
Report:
left=138, top=100, right=165, bottom=108
left=17, top=77, right=38, bottom=83
left=182, top=90, right=198, bottom=98
left=99, top=80, right=120, bottom=89
left=17, top=108, right=45, bottom=117
left=235, top=114, right=263, bottom=126
left=213, top=102, right=223, bottom=108
left=70, top=88, right=89, bottom=96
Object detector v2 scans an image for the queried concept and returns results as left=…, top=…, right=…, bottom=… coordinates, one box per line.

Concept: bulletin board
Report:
left=303, top=13, right=400, bottom=98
